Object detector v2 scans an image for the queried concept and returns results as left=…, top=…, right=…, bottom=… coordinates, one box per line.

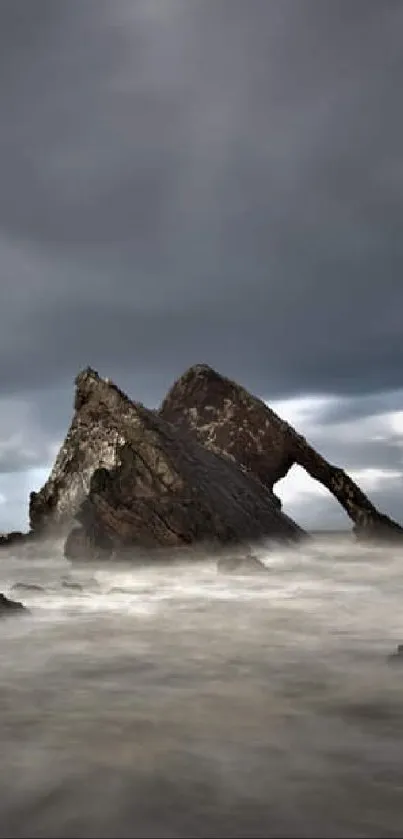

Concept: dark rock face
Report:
left=160, top=364, right=403, bottom=540
left=30, top=368, right=304, bottom=560
left=0, top=593, right=27, bottom=616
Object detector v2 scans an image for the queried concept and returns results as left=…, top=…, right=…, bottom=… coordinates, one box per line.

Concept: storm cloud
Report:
left=0, top=0, right=402, bottom=530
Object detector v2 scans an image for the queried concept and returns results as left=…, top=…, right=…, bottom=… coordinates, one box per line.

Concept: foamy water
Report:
left=1, top=537, right=403, bottom=837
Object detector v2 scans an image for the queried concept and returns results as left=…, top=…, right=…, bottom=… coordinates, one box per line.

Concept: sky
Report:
left=0, top=0, right=403, bottom=532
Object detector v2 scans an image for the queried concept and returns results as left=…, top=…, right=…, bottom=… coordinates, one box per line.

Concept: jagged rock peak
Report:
left=74, top=366, right=101, bottom=409
left=162, top=363, right=275, bottom=411
left=74, top=366, right=134, bottom=411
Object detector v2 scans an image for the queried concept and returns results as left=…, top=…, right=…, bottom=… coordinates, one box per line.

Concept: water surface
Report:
left=1, top=536, right=403, bottom=837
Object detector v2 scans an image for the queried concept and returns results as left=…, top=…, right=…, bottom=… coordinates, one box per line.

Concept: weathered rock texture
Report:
left=29, top=369, right=128, bottom=536
left=30, top=368, right=304, bottom=558
left=160, top=364, right=403, bottom=539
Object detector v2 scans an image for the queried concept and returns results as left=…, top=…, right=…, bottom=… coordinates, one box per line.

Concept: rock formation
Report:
left=0, top=592, right=27, bottom=617
left=26, top=362, right=402, bottom=560
left=29, top=368, right=304, bottom=559
left=160, top=364, right=403, bottom=540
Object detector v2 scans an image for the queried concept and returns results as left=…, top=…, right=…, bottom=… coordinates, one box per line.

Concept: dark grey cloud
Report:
left=0, top=0, right=403, bottom=529
left=283, top=392, right=403, bottom=474
left=309, top=390, right=403, bottom=427
left=0, top=0, right=403, bottom=401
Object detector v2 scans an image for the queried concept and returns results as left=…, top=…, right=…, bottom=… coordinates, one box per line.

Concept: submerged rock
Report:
left=388, top=644, right=403, bottom=663
left=61, top=580, right=83, bottom=591
left=11, top=583, right=44, bottom=593
left=217, top=553, right=270, bottom=575
left=160, top=364, right=403, bottom=540
left=0, top=593, right=28, bottom=616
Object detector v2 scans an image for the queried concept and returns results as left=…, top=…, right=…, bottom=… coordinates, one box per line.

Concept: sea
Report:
left=1, top=534, right=403, bottom=838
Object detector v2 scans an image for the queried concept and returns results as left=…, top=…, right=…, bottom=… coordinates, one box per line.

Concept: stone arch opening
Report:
left=275, top=464, right=351, bottom=533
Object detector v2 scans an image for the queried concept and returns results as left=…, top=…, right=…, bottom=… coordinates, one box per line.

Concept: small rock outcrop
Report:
left=30, top=368, right=304, bottom=559
left=0, top=593, right=27, bottom=616
left=0, top=531, right=31, bottom=549
left=388, top=644, right=403, bottom=663
left=160, top=364, right=403, bottom=539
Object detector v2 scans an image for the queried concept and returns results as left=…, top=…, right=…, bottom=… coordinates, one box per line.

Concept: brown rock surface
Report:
left=160, top=364, right=403, bottom=539
left=29, top=368, right=304, bottom=559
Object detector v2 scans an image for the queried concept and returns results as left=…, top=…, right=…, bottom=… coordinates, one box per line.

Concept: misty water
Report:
left=1, top=537, right=403, bottom=838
